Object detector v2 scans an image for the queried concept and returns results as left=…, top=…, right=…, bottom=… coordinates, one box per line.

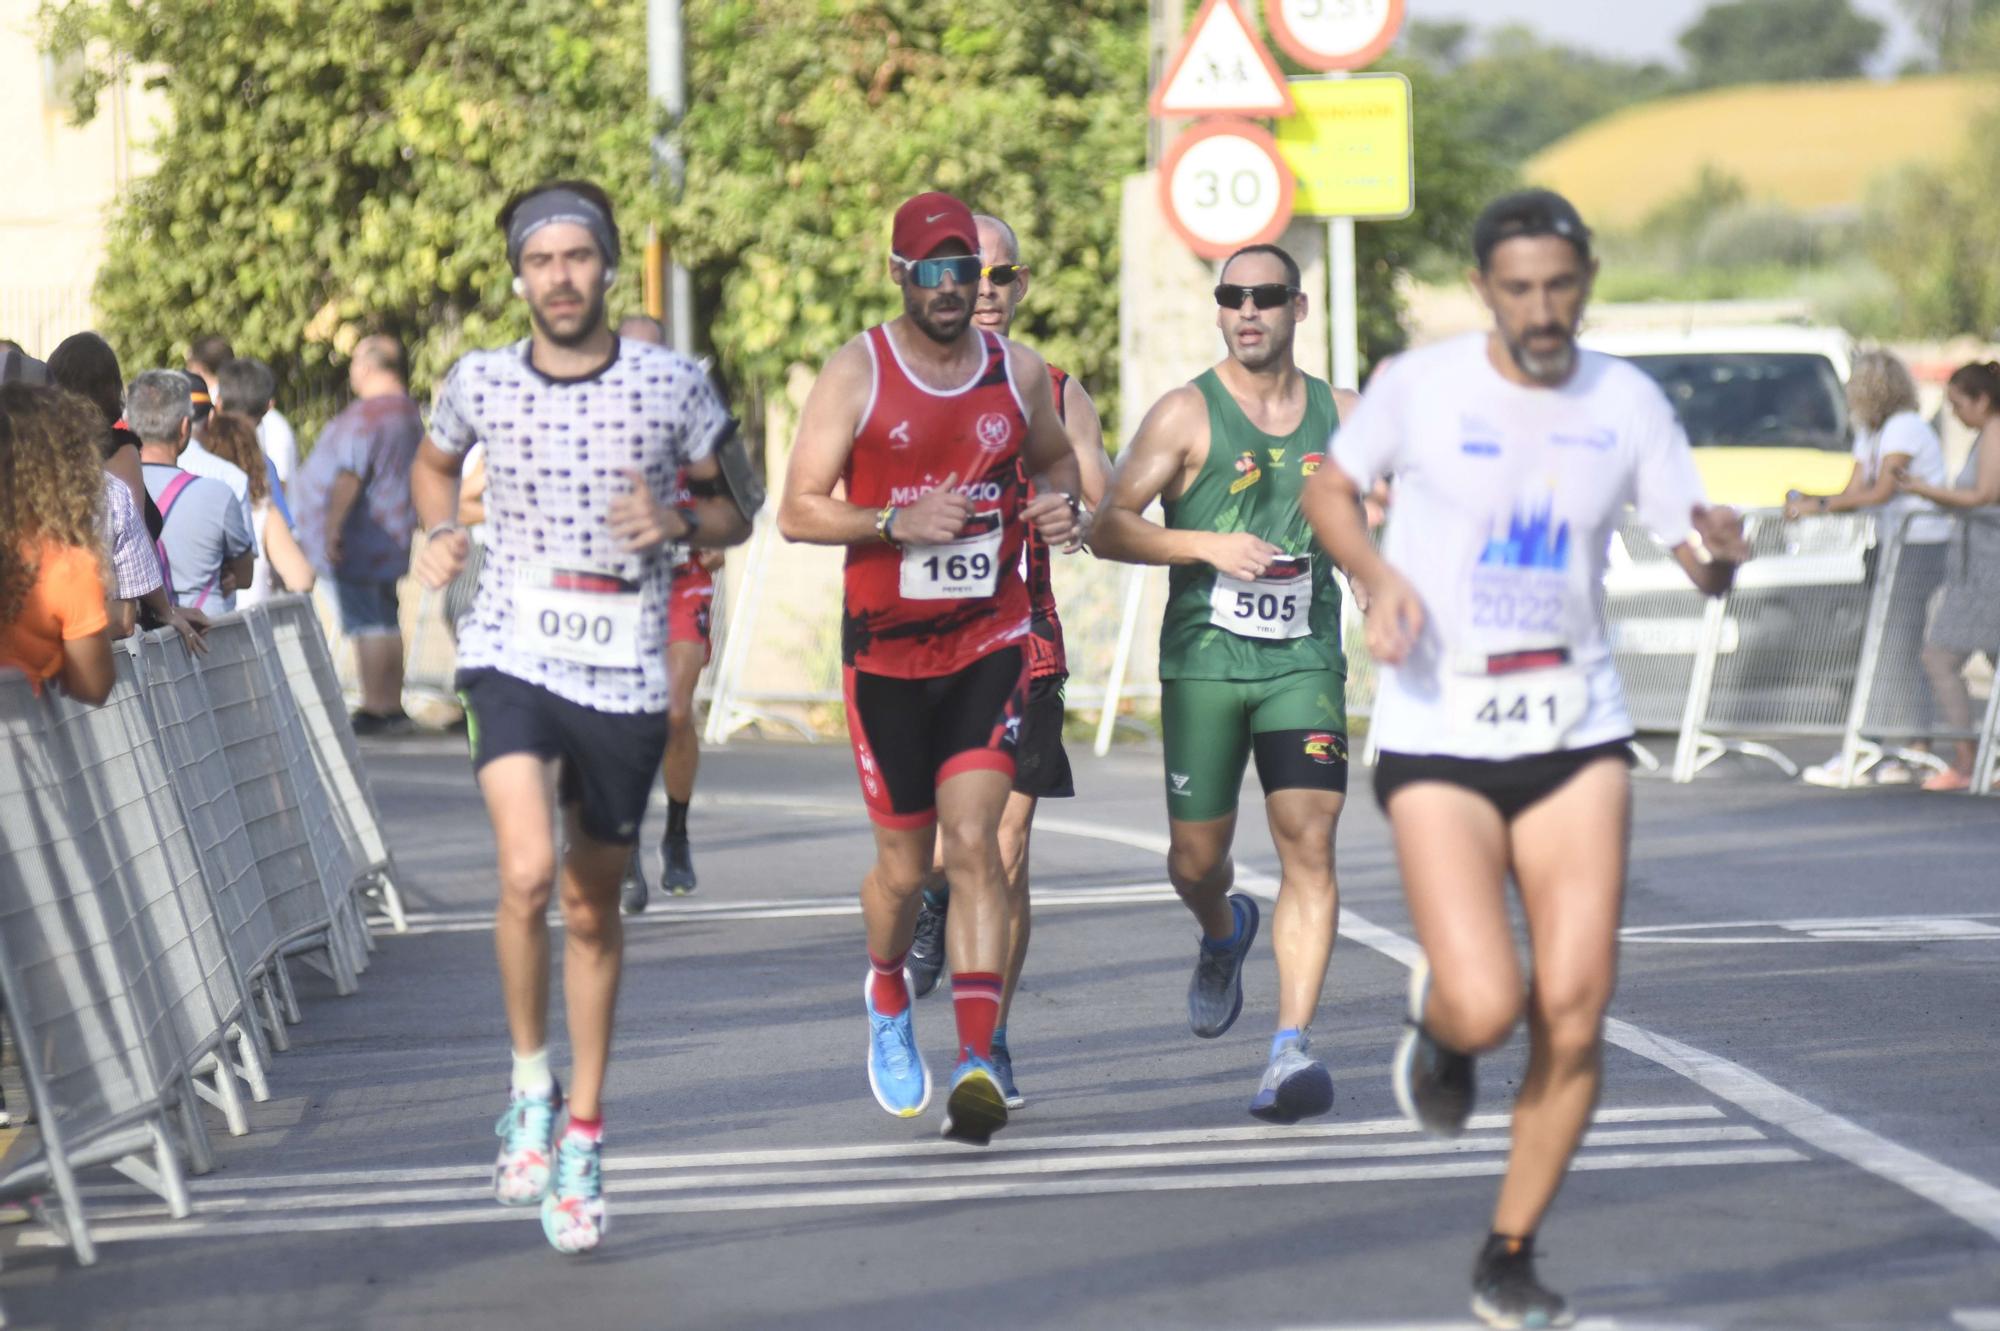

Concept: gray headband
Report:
left=506, top=189, right=619, bottom=272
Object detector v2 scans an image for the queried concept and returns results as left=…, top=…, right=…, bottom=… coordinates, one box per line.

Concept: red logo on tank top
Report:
left=976, top=412, right=1013, bottom=451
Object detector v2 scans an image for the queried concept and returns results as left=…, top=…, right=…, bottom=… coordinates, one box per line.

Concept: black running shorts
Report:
left=1372, top=739, right=1634, bottom=823
left=455, top=668, right=668, bottom=846
left=1012, top=672, right=1075, bottom=801
left=843, top=646, right=1029, bottom=829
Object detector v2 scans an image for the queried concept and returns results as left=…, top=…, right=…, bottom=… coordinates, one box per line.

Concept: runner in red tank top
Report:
left=901, top=212, right=1112, bottom=1118
left=779, top=191, right=1087, bottom=1146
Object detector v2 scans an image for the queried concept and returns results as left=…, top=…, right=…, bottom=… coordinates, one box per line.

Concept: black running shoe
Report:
left=349, top=707, right=415, bottom=737
left=620, top=848, right=649, bottom=916
left=908, top=892, right=948, bottom=998
left=1471, top=1234, right=1574, bottom=1329
left=1392, top=958, right=1475, bottom=1137
left=661, top=834, right=697, bottom=896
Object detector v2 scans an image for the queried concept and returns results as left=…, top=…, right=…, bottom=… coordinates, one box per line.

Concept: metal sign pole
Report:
left=1329, top=215, right=1359, bottom=391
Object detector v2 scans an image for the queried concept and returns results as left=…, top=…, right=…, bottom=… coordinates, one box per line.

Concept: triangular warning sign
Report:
left=1150, top=0, right=1297, bottom=119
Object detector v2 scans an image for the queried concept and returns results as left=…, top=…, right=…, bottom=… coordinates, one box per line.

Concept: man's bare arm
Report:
left=1088, top=387, right=1263, bottom=575
left=1061, top=377, right=1112, bottom=510
left=776, top=340, right=886, bottom=547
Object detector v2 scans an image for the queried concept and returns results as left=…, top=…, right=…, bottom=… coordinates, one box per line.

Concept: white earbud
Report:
left=511, top=275, right=526, bottom=298
left=602, top=267, right=618, bottom=289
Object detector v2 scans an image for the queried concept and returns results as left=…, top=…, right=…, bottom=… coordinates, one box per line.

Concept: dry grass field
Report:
left=1525, top=75, right=1992, bottom=230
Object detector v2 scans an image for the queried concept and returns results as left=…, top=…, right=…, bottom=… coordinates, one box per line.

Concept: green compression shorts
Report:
left=1161, top=670, right=1349, bottom=822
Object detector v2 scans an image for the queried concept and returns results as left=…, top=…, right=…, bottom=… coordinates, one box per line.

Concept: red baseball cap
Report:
left=891, top=192, right=978, bottom=260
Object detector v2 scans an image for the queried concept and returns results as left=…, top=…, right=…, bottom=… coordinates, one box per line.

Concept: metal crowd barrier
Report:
left=1836, top=510, right=1959, bottom=786
left=0, top=605, right=394, bottom=1263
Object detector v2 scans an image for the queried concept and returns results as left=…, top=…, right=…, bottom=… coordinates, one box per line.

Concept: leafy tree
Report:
left=1899, top=0, right=2000, bottom=66
left=1448, top=25, right=1676, bottom=165
left=42, top=0, right=658, bottom=435
left=670, top=0, right=1148, bottom=425
left=1404, top=20, right=1473, bottom=70
left=1679, top=0, right=1886, bottom=88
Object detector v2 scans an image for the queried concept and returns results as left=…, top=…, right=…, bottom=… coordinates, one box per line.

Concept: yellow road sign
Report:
left=1275, top=74, right=1414, bottom=220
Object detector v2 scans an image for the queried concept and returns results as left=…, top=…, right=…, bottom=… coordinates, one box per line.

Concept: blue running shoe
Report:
left=941, top=1055, right=1009, bottom=1145
left=493, top=1081, right=562, bottom=1206
left=1249, top=1032, right=1334, bottom=1124
left=541, top=1131, right=606, bottom=1255
left=1189, top=893, right=1260, bottom=1039
left=989, top=1040, right=1025, bottom=1110
left=865, top=972, right=931, bottom=1117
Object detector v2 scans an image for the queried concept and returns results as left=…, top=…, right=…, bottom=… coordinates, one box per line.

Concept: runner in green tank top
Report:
left=1093, top=242, right=1357, bottom=1126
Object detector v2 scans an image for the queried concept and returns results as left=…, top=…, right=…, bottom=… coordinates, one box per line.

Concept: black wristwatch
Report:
left=675, top=505, right=701, bottom=541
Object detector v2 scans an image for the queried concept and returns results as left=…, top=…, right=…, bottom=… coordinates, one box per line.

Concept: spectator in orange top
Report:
left=0, top=382, right=115, bottom=703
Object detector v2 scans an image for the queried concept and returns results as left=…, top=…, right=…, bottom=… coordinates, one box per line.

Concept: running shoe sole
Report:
left=1249, top=1060, right=1334, bottom=1125
left=941, top=1067, right=1009, bottom=1146
left=1471, top=1292, right=1576, bottom=1329
left=863, top=973, right=932, bottom=1118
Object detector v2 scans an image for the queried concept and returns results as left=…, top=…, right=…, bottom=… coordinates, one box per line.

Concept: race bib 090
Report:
left=516, top=566, right=643, bottom=668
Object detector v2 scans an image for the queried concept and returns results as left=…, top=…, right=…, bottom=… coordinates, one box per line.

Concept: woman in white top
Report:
left=1785, top=350, right=1948, bottom=784
left=202, top=411, right=314, bottom=606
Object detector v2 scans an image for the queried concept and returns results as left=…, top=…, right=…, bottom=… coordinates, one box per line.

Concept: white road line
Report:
left=79, top=1106, right=1727, bottom=1198
left=1029, top=813, right=2000, bottom=1247
left=1952, top=1311, right=2000, bottom=1331
left=75, top=1127, right=1771, bottom=1218
left=19, top=1146, right=1801, bottom=1248
left=394, top=884, right=1179, bottom=935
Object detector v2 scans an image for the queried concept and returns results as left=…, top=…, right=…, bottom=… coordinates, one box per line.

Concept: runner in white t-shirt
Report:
left=409, top=179, right=748, bottom=1256
left=1304, top=190, right=1750, bottom=1330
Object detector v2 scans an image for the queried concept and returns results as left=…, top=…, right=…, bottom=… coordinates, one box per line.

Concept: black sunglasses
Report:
left=1214, top=283, right=1300, bottom=310
left=981, top=263, right=1028, bottom=287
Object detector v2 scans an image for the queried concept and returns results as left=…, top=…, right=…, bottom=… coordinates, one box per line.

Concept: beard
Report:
left=528, top=285, right=608, bottom=348
left=906, top=291, right=970, bottom=345
left=1504, top=325, right=1579, bottom=385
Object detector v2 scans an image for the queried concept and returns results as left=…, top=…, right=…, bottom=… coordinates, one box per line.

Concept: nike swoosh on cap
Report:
left=926, top=212, right=950, bottom=223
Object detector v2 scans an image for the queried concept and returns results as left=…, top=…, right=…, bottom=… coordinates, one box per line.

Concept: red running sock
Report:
left=952, top=972, right=1003, bottom=1061
left=869, top=950, right=910, bottom=1017
left=565, top=1114, right=603, bottom=1144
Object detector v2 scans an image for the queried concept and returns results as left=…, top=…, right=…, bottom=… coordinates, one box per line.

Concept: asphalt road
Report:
left=7, top=734, right=2000, bottom=1330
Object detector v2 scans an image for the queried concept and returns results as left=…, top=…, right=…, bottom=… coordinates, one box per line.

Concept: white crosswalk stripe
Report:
left=37, top=1106, right=1803, bottom=1250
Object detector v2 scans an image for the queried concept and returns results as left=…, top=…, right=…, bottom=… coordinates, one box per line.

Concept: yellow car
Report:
left=1583, top=326, right=1854, bottom=510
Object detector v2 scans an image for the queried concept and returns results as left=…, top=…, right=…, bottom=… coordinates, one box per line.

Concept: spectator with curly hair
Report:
left=0, top=383, right=114, bottom=703
left=200, top=411, right=315, bottom=607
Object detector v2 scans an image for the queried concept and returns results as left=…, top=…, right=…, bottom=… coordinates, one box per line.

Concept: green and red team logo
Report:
left=1301, top=451, right=1324, bottom=476
left=1303, top=731, right=1347, bottom=765
left=1229, top=450, right=1262, bottom=494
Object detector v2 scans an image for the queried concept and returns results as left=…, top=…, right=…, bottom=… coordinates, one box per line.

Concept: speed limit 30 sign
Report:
left=1268, top=0, right=1406, bottom=72
left=1158, top=118, right=1296, bottom=261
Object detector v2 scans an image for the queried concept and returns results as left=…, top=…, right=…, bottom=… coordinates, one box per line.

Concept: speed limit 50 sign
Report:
left=1268, top=0, right=1405, bottom=72
left=1159, top=118, right=1296, bottom=261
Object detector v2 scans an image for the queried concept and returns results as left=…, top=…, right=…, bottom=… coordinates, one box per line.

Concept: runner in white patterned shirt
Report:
left=410, top=179, right=749, bottom=1256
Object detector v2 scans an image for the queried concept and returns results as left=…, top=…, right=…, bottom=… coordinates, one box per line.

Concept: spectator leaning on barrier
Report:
left=47, top=334, right=210, bottom=653
left=130, top=369, right=255, bottom=612
left=1787, top=349, right=1950, bottom=786
left=1898, top=360, right=2000, bottom=793
left=215, top=354, right=297, bottom=488
left=0, top=381, right=115, bottom=704
left=293, top=334, right=424, bottom=734
left=201, top=410, right=314, bottom=607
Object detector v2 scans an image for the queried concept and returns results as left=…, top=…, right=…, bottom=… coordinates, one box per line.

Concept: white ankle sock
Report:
left=511, top=1047, right=554, bottom=1097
